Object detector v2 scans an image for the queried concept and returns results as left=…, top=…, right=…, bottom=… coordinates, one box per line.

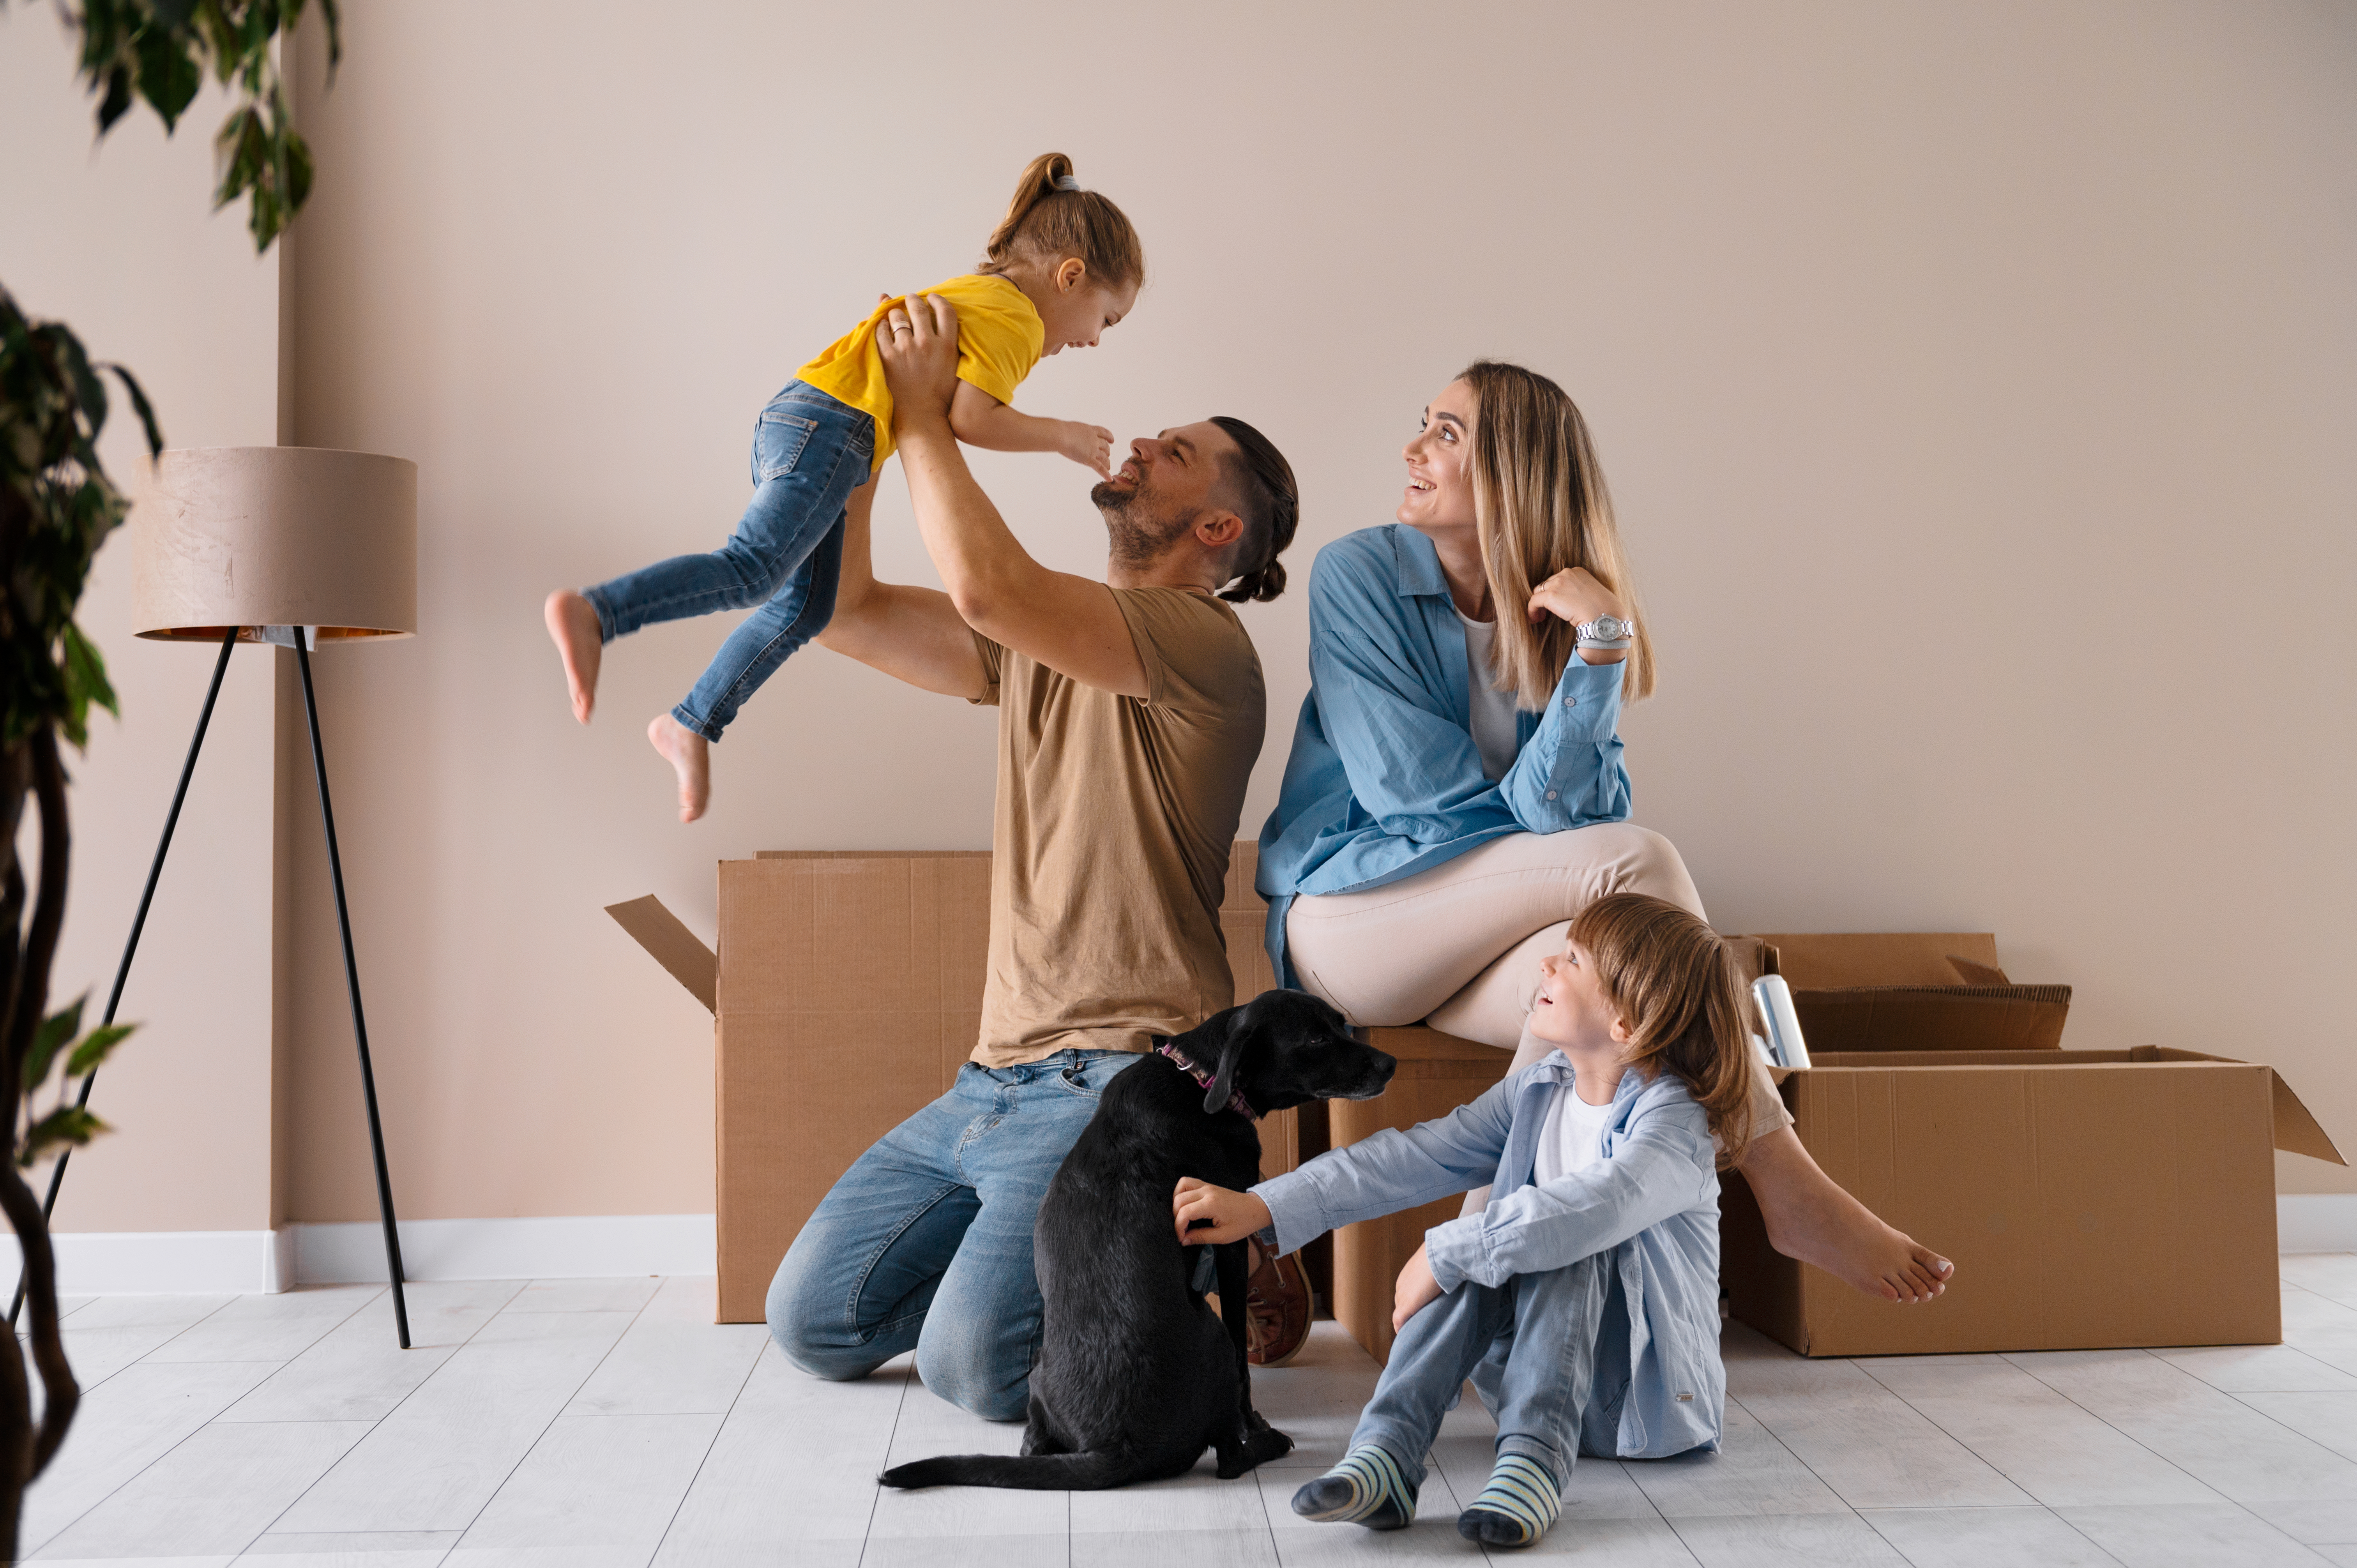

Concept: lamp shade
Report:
left=131, top=446, right=417, bottom=642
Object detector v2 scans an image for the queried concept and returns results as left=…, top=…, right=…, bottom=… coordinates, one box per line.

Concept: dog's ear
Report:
left=1203, top=1008, right=1254, bottom=1115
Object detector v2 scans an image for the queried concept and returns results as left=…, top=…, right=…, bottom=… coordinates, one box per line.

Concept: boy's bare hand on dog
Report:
left=1171, top=1178, right=1271, bottom=1246
left=1392, top=1243, right=1445, bottom=1331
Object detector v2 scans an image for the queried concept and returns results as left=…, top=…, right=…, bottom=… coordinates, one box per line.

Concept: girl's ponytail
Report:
left=980, top=152, right=1146, bottom=290
left=1569, top=892, right=1757, bottom=1168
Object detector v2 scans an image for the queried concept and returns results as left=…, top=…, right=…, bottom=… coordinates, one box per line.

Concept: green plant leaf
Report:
left=59, top=621, right=119, bottom=749
left=19, top=1107, right=112, bottom=1167
left=24, top=994, right=89, bottom=1092
left=134, top=27, right=202, bottom=132
left=64, top=1022, right=136, bottom=1080
left=104, top=363, right=163, bottom=456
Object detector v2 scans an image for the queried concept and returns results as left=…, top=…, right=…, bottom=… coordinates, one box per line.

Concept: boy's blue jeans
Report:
left=581, top=380, right=874, bottom=743
left=765, top=1050, right=1138, bottom=1421
left=1353, top=1251, right=1633, bottom=1493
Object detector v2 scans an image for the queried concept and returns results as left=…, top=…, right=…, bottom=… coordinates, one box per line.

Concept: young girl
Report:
left=1172, top=893, right=1754, bottom=1549
left=544, top=152, right=1143, bottom=821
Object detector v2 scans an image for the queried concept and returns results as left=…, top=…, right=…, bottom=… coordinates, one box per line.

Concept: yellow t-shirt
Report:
left=795, top=273, right=1046, bottom=474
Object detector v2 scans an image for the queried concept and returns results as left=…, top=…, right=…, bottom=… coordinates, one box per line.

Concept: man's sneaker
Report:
left=1243, top=1237, right=1313, bottom=1365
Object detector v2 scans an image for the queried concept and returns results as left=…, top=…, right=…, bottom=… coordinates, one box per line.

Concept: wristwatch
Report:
left=1575, top=614, right=1633, bottom=647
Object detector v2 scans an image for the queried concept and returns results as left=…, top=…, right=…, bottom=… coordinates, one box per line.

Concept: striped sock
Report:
left=1456, top=1452, right=1562, bottom=1548
left=1289, top=1443, right=1416, bottom=1530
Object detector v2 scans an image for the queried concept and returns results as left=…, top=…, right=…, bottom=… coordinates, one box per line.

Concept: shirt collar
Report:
left=1389, top=524, right=1451, bottom=599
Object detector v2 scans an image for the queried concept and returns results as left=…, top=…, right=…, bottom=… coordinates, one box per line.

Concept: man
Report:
left=768, top=292, right=1301, bottom=1419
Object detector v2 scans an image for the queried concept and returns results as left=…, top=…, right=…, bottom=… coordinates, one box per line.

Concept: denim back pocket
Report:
left=754, top=410, right=820, bottom=482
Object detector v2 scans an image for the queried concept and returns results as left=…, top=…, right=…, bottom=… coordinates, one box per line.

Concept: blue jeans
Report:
left=581, top=380, right=874, bottom=742
left=766, top=1050, right=1139, bottom=1421
left=1352, top=1252, right=1632, bottom=1492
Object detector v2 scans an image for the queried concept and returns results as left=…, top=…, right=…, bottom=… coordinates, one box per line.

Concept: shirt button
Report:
left=1545, top=790, right=1559, bottom=801
left=1563, top=696, right=1577, bottom=709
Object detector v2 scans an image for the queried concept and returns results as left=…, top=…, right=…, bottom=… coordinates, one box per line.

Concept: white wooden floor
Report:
left=15, top=1255, right=2357, bottom=1566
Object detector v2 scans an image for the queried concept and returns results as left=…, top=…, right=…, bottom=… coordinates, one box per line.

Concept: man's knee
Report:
left=913, top=1331, right=1032, bottom=1422
left=765, top=1248, right=878, bottom=1382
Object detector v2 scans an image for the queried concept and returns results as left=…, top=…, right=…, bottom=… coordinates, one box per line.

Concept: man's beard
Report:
left=1093, top=476, right=1194, bottom=569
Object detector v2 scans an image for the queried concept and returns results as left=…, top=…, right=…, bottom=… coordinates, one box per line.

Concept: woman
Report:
left=1258, top=361, right=1950, bottom=1303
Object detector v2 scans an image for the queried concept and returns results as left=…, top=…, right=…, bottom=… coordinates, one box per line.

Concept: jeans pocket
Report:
left=1054, top=1065, right=1103, bottom=1100
left=755, top=410, right=820, bottom=481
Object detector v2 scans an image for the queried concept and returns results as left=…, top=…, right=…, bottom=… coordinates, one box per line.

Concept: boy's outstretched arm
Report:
left=1172, top=1178, right=1269, bottom=1246
left=947, top=381, right=1113, bottom=477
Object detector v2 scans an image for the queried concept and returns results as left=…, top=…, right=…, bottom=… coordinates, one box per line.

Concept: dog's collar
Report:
left=1155, top=1041, right=1256, bottom=1119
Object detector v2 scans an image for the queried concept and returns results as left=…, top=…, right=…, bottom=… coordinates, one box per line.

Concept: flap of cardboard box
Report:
left=1753, top=932, right=2003, bottom=988
left=606, top=895, right=717, bottom=1013
left=1786, top=1047, right=2347, bottom=1165
left=1748, top=932, right=2068, bottom=1051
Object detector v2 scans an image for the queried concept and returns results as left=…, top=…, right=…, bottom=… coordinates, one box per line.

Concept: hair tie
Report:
left=1053, top=174, right=1081, bottom=192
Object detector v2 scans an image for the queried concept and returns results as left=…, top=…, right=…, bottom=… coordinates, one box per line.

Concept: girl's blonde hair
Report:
left=979, top=153, right=1146, bottom=291
left=1569, top=893, right=1753, bottom=1168
left=1459, top=360, right=1654, bottom=708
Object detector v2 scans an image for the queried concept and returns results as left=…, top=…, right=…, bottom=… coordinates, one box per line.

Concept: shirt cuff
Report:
left=1422, top=1215, right=1487, bottom=1294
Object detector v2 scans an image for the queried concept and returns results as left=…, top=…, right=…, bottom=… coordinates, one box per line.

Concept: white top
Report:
left=1532, top=1081, right=1618, bottom=1186
left=1457, top=609, right=1521, bottom=782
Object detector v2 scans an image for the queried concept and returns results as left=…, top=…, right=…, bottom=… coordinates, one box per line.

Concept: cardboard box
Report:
left=1325, top=1024, right=1512, bottom=1364
left=1723, top=1046, right=2346, bottom=1356
left=612, top=844, right=1295, bottom=1323
left=1753, top=932, right=2071, bottom=1053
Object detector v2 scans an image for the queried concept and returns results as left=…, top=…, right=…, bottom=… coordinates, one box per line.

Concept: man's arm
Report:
left=880, top=294, right=1150, bottom=699
left=813, top=475, right=990, bottom=699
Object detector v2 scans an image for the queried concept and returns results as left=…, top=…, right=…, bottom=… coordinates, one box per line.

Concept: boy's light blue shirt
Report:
left=1253, top=525, right=1632, bottom=987
left=1251, top=1056, right=1725, bottom=1459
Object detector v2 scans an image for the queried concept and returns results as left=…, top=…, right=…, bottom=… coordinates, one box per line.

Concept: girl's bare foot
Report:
left=544, top=591, right=603, bottom=724
left=647, top=714, right=710, bottom=823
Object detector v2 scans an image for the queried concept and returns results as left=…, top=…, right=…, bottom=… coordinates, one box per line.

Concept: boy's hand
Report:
left=1392, top=1243, right=1445, bottom=1331
left=875, top=293, right=963, bottom=433
left=1172, top=1177, right=1271, bottom=1246
left=1058, top=420, right=1115, bottom=479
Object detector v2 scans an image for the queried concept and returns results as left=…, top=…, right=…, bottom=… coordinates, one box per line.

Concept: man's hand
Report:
left=1173, top=1177, right=1272, bottom=1246
left=876, top=293, right=962, bottom=435
left=1058, top=420, right=1115, bottom=479
left=1391, top=1242, right=1445, bottom=1331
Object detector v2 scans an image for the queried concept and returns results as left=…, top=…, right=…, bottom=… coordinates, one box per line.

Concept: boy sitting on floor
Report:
left=1172, top=892, right=1755, bottom=1548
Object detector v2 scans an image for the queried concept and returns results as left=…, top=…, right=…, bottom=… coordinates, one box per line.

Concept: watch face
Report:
left=1590, top=615, right=1628, bottom=640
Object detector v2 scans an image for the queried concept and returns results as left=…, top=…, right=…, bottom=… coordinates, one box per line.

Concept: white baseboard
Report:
left=5, top=1214, right=713, bottom=1296
left=2279, top=1195, right=2357, bottom=1254
left=2, top=1229, right=289, bottom=1296
left=22, top=1200, right=2340, bottom=1298
left=290, top=1213, right=716, bottom=1284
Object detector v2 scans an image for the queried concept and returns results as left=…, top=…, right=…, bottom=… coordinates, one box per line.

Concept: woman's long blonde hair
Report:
left=1459, top=360, right=1654, bottom=707
left=1571, top=893, right=1753, bottom=1169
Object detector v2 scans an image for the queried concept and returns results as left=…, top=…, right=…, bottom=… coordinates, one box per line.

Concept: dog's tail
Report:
left=879, top=1450, right=1133, bottom=1491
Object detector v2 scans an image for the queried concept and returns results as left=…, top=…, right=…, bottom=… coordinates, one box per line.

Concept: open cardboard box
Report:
left=610, top=846, right=1289, bottom=1323
left=1722, top=932, right=2345, bottom=1355
left=1724, top=1046, right=2345, bottom=1355
left=1753, top=931, right=2072, bottom=1052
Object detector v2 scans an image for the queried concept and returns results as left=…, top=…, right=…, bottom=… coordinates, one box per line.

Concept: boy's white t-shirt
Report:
left=1533, top=1081, right=1618, bottom=1185
left=1457, top=609, right=1520, bottom=782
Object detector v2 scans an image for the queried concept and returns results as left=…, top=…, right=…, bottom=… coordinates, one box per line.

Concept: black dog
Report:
left=878, top=989, right=1396, bottom=1490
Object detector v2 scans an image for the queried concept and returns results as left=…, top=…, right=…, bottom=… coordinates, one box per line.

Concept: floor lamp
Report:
left=13, top=447, right=421, bottom=1349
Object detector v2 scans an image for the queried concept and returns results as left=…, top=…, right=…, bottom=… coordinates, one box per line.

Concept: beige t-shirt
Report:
left=969, top=586, right=1266, bottom=1067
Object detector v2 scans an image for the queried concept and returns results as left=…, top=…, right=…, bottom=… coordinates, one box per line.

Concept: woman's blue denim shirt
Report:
left=1254, top=525, right=1632, bottom=987
left=1251, top=1054, right=1725, bottom=1460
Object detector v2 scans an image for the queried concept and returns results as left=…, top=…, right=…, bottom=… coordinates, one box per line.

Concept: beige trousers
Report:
left=1285, top=824, right=1791, bottom=1146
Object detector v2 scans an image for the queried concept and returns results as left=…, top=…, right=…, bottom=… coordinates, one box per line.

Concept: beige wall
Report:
left=1, top=14, right=283, bottom=1231
left=38, top=0, right=2357, bottom=1236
